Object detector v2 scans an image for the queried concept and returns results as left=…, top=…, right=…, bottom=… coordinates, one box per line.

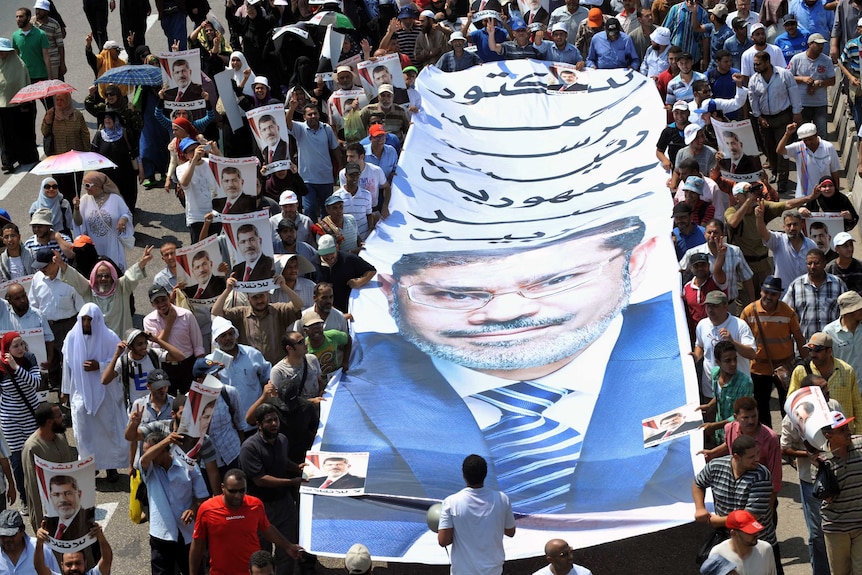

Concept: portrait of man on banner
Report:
left=223, top=211, right=276, bottom=290
left=177, top=376, right=221, bottom=456
left=176, top=237, right=228, bottom=302
left=714, top=119, right=763, bottom=181
left=357, top=55, right=409, bottom=105
left=34, top=456, right=97, bottom=555
left=210, top=159, right=259, bottom=215
left=160, top=50, right=204, bottom=103
left=642, top=404, right=703, bottom=447
left=247, top=105, right=291, bottom=174
left=301, top=452, right=368, bottom=496
left=548, top=64, right=589, bottom=93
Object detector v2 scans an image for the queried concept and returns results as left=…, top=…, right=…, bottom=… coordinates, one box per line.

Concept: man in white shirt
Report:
left=708, top=509, right=778, bottom=575
left=438, top=455, right=516, bottom=575
left=531, top=539, right=592, bottom=575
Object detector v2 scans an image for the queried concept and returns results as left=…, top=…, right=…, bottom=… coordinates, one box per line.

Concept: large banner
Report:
left=300, top=61, right=701, bottom=562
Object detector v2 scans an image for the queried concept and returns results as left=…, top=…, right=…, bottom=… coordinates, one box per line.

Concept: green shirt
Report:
left=306, top=330, right=349, bottom=375
left=710, top=366, right=753, bottom=443
left=12, top=27, right=49, bottom=80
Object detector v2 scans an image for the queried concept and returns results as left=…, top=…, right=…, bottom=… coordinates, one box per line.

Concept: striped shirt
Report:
left=662, top=2, right=709, bottom=63
left=788, top=358, right=862, bottom=434
left=394, top=28, right=421, bottom=65
left=748, top=65, right=802, bottom=117
left=825, top=258, right=862, bottom=293
left=782, top=273, right=846, bottom=339
left=821, top=436, right=862, bottom=532
left=335, top=188, right=373, bottom=241
left=24, top=233, right=72, bottom=262
left=694, top=456, right=776, bottom=544
left=0, top=362, right=40, bottom=451
left=841, top=37, right=862, bottom=79
left=740, top=300, right=801, bottom=375
left=824, top=317, right=862, bottom=387
left=680, top=243, right=754, bottom=301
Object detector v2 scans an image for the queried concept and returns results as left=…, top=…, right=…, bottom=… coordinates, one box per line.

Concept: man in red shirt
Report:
left=189, top=469, right=301, bottom=575
left=682, top=252, right=727, bottom=339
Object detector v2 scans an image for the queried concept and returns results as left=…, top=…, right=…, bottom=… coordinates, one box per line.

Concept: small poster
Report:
left=34, top=456, right=97, bottom=554
left=301, top=451, right=369, bottom=496
left=207, top=155, right=260, bottom=215
left=0, top=276, right=34, bottom=298
left=785, top=385, right=833, bottom=451
left=806, top=212, right=845, bottom=253
left=357, top=53, right=409, bottom=105
left=714, top=118, right=763, bottom=183
left=159, top=49, right=206, bottom=116
left=247, top=104, right=291, bottom=175
left=547, top=64, right=589, bottom=94
left=328, top=88, right=369, bottom=133
left=223, top=210, right=275, bottom=293
left=642, top=403, right=703, bottom=448
left=176, top=235, right=228, bottom=305
left=177, top=376, right=222, bottom=458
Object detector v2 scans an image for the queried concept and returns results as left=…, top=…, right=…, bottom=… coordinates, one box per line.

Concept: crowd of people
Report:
left=0, top=0, right=860, bottom=571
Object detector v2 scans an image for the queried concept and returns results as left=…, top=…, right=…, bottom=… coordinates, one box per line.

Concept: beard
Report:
left=392, top=270, right=631, bottom=371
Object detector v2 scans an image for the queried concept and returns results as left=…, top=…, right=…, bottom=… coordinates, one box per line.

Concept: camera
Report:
left=747, top=182, right=764, bottom=196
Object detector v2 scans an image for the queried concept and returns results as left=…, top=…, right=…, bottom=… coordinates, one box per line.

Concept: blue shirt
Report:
left=143, top=453, right=208, bottom=542
left=708, top=66, right=742, bottom=119
left=288, top=121, right=339, bottom=184
left=775, top=28, right=811, bottom=61
left=586, top=32, right=639, bottom=69
left=663, top=2, right=709, bottom=62
left=359, top=132, right=401, bottom=155
left=535, top=40, right=584, bottom=65
left=209, top=345, right=270, bottom=433
left=673, top=225, right=707, bottom=260
left=703, top=22, right=734, bottom=67
left=364, top=143, right=399, bottom=179
left=790, top=0, right=833, bottom=39
left=723, top=35, right=753, bottom=71
left=435, top=49, right=483, bottom=72
left=469, top=27, right=508, bottom=62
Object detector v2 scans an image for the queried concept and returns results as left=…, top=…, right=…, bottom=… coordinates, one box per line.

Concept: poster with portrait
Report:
left=642, top=403, right=703, bottom=448
left=785, top=385, right=833, bottom=451
left=176, top=235, right=227, bottom=305
left=0, top=276, right=34, bottom=299
left=0, top=328, right=47, bottom=368
left=547, top=63, right=590, bottom=94
left=316, top=54, right=362, bottom=84
left=34, top=455, right=96, bottom=554
left=177, top=375, right=222, bottom=457
left=357, top=53, right=409, bottom=106
left=806, top=212, right=845, bottom=253
left=159, top=49, right=206, bottom=116
left=301, top=62, right=702, bottom=562
left=713, top=118, right=763, bottom=183
left=516, top=0, right=549, bottom=24
left=222, top=210, right=275, bottom=293
left=328, top=89, right=369, bottom=134
left=208, top=155, right=260, bottom=215
left=301, top=451, right=369, bottom=496
left=247, top=104, right=291, bottom=175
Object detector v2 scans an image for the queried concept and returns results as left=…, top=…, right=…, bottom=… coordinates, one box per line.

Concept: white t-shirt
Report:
left=695, top=314, right=756, bottom=398
left=532, top=565, right=593, bottom=575
left=113, top=349, right=168, bottom=407
left=176, top=158, right=217, bottom=225
left=709, top=539, right=777, bottom=575
left=339, top=162, right=387, bottom=208
left=438, top=486, right=515, bottom=575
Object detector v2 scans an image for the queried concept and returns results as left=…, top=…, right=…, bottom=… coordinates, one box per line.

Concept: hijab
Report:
left=230, top=51, right=256, bottom=96
left=0, top=332, right=20, bottom=373
left=99, top=111, right=124, bottom=143
left=96, top=47, right=127, bottom=98
left=90, top=260, right=120, bottom=298
left=62, top=303, right=120, bottom=414
left=0, top=51, right=30, bottom=108
left=31, top=177, right=65, bottom=230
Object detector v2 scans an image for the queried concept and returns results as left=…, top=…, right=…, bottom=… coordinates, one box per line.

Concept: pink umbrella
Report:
left=10, top=80, right=76, bottom=105
left=31, top=151, right=117, bottom=175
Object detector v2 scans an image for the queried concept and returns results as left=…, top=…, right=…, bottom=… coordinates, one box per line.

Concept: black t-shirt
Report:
left=318, top=251, right=376, bottom=312
left=657, top=123, right=685, bottom=167
left=239, top=432, right=295, bottom=502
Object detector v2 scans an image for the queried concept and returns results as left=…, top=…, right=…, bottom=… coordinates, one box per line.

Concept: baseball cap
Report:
left=704, top=290, right=728, bottom=305
left=725, top=510, right=764, bottom=534
left=336, top=65, right=353, bottom=76
left=344, top=543, right=372, bottom=574
left=30, top=248, right=54, bottom=270
left=690, top=252, right=709, bottom=265
left=147, top=285, right=169, bottom=302
left=419, top=9, right=435, bottom=18
left=193, top=357, right=221, bottom=378
left=318, top=234, right=337, bottom=256
left=125, top=328, right=147, bottom=345
left=650, top=26, right=670, bottom=45
left=808, top=32, right=827, bottom=44
left=369, top=125, right=387, bottom=138
left=325, top=194, right=344, bottom=207
left=838, top=290, right=862, bottom=316
left=672, top=100, right=689, bottom=112
left=672, top=202, right=692, bottom=216
left=732, top=181, right=749, bottom=195
left=694, top=99, right=718, bottom=114
left=34, top=0, right=50, bottom=10
left=797, top=123, right=818, bottom=138
left=684, top=176, right=704, bottom=193
left=179, top=137, right=199, bottom=153
left=0, top=510, right=24, bottom=537
left=857, top=15, right=862, bottom=26
left=605, top=17, right=621, bottom=32
left=146, top=369, right=171, bottom=389
left=683, top=123, right=703, bottom=145
left=732, top=17, right=747, bottom=29
left=749, top=22, right=765, bottom=37
left=833, top=231, right=854, bottom=248
left=708, top=4, right=728, bottom=17
left=72, top=235, right=94, bottom=248
left=102, top=40, right=121, bottom=51
left=279, top=190, right=298, bottom=205
left=551, top=22, right=568, bottom=34
left=30, top=208, right=54, bottom=227
left=587, top=7, right=603, bottom=26
left=377, top=83, right=394, bottom=95
left=784, top=13, right=798, bottom=23
left=804, top=332, right=833, bottom=349
left=303, top=312, right=325, bottom=327
left=402, top=65, right=418, bottom=75
left=828, top=410, right=855, bottom=429
left=345, top=162, right=361, bottom=175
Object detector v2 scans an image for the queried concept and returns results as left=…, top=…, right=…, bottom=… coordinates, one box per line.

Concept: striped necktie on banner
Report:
left=472, top=381, right=582, bottom=514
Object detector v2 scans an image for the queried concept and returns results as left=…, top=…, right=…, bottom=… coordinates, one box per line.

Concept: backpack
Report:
left=120, top=350, right=161, bottom=411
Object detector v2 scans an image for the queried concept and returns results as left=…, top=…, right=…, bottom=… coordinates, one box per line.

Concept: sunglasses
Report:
left=43, top=184, right=58, bottom=189
left=808, top=345, right=828, bottom=352
left=224, top=487, right=246, bottom=494
left=83, top=182, right=101, bottom=189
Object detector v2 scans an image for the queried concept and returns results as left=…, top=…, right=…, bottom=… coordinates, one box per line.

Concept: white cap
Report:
left=650, top=26, right=670, bottom=45
left=102, top=40, right=121, bottom=50
left=253, top=75, right=270, bottom=88
left=797, top=122, right=818, bottom=138
left=732, top=182, right=748, bottom=195
left=550, top=22, right=568, bottom=34
left=33, top=0, right=50, bottom=10
left=856, top=16, right=862, bottom=26
left=420, top=9, right=435, bottom=17
left=344, top=544, right=372, bottom=574
left=449, top=31, right=466, bottom=44
left=749, top=22, right=765, bottom=37
left=834, top=231, right=855, bottom=248
left=683, top=123, right=703, bottom=145
left=279, top=190, right=298, bottom=205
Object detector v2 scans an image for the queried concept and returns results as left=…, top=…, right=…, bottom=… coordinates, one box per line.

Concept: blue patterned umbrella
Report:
left=95, top=65, right=163, bottom=87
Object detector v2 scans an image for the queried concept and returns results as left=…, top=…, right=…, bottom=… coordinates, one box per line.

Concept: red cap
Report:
left=725, top=510, right=764, bottom=534
left=369, top=125, right=387, bottom=138
left=72, top=235, right=94, bottom=248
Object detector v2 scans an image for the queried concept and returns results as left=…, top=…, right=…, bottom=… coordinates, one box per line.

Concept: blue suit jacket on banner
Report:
left=310, top=293, right=695, bottom=556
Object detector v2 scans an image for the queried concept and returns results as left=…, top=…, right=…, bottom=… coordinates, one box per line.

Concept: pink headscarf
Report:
left=89, top=262, right=119, bottom=297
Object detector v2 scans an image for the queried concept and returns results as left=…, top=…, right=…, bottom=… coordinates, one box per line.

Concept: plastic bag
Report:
left=343, top=110, right=364, bottom=143
left=129, top=469, right=143, bottom=524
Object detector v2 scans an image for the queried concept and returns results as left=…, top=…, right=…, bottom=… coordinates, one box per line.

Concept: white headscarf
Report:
left=229, top=51, right=256, bottom=97
left=61, top=303, right=120, bottom=415
left=211, top=316, right=238, bottom=349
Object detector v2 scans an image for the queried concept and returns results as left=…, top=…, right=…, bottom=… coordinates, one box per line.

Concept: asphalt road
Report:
left=0, top=4, right=821, bottom=574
